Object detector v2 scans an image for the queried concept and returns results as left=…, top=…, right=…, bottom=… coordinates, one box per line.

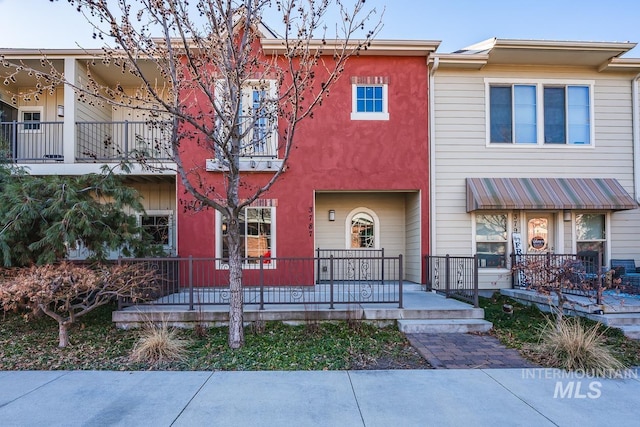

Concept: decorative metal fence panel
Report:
left=315, top=248, right=385, bottom=282
left=424, top=255, right=479, bottom=307
left=117, top=255, right=403, bottom=309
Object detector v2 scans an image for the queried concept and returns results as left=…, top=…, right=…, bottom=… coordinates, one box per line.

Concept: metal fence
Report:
left=117, top=255, right=404, bottom=309
left=0, top=121, right=64, bottom=162
left=315, top=248, right=385, bottom=283
left=424, top=255, right=479, bottom=307
left=511, top=252, right=606, bottom=304
left=76, top=121, right=172, bottom=162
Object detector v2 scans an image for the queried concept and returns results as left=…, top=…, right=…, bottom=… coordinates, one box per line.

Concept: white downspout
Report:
left=428, top=56, right=439, bottom=256
left=633, top=72, right=640, bottom=202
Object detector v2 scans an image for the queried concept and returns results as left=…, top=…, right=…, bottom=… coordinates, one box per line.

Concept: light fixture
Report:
left=328, top=209, right=335, bottom=221
left=563, top=210, right=571, bottom=222
left=57, top=105, right=64, bottom=117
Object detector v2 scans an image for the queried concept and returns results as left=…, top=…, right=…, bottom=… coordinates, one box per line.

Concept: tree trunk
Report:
left=58, top=322, right=70, bottom=348
left=227, top=216, right=244, bottom=349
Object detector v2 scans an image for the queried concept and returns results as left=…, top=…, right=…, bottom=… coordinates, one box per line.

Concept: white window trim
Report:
left=345, top=207, right=381, bottom=249
left=350, top=83, right=390, bottom=121
left=484, top=78, right=595, bottom=147
left=18, top=106, right=44, bottom=133
left=472, top=211, right=512, bottom=270
left=137, top=210, right=175, bottom=254
left=570, top=211, right=610, bottom=265
left=214, top=78, right=279, bottom=158
left=215, top=207, right=277, bottom=269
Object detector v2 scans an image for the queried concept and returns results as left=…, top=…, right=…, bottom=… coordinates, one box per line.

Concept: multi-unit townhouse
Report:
left=429, top=38, right=640, bottom=292
left=0, top=32, right=439, bottom=285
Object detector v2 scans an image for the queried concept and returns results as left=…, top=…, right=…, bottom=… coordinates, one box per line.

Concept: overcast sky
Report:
left=0, top=0, right=639, bottom=55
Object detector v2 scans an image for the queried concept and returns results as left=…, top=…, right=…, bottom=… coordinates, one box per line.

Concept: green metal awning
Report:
left=466, top=177, right=638, bottom=212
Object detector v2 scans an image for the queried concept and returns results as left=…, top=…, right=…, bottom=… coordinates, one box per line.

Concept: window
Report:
left=139, top=211, right=173, bottom=251
left=576, top=213, right=606, bottom=269
left=215, top=80, right=277, bottom=158
left=19, top=108, right=42, bottom=131
left=218, top=207, right=275, bottom=265
left=350, top=212, right=375, bottom=248
left=475, top=213, right=508, bottom=268
left=487, top=80, right=592, bottom=145
left=351, top=79, right=389, bottom=120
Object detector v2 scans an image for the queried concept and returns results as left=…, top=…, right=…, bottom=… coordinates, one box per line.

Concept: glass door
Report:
left=526, top=213, right=554, bottom=254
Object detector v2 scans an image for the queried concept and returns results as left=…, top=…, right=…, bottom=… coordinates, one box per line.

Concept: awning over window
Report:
left=466, top=178, right=638, bottom=212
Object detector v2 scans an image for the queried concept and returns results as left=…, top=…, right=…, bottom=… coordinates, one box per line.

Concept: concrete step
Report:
left=397, top=319, right=493, bottom=334
left=588, top=313, right=640, bottom=326
left=364, top=308, right=485, bottom=321
left=613, top=325, right=640, bottom=340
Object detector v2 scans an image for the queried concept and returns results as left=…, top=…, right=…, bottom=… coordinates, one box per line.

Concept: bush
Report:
left=130, top=320, right=189, bottom=365
left=536, top=317, right=625, bottom=376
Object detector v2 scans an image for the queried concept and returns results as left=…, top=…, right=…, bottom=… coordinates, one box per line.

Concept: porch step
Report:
left=616, top=325, right=640, bottom=340
left=397, top=319, right=493, bottom=334
left=588, top=313, right=640, bottom=326
left=364, top=308, right=486, bottom=321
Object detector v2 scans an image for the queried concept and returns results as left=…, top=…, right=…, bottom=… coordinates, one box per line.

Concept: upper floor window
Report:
left=19, top=107, right=43, bottom=132
left=351, top=77, right=389, bottom=121
left=487, top=80, right=593, bottom=146
left=215, top=79, right=278, bottom=158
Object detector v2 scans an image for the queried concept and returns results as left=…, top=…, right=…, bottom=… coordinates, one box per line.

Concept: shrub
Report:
left=130, top=320, right=188, bottom=365
left=536, top=316, right=625, bottom=376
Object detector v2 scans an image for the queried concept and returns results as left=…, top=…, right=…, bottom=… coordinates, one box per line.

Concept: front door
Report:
left=525, top=213, right=554, bottom=254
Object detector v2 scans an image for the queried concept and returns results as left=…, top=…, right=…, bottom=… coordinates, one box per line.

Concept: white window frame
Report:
left=472, top=212, right=511, bottom=270
left=215, top=207, right=277, bottom=269
left=18, top=106, right=44, bottom=133
left=571, top=212, right=610, bottom=266
left=350, top=83, right=389, bottom=121
left=214, top=79, right=279, bottom=158
left=137, top=210, right=174, bottom=254
left=485, top=78, right=595, bottom=147
left=345, top=207, right=381, bottom=249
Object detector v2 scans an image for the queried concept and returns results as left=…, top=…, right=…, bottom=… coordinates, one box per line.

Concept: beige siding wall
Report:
left=432, top=65, right=640, bottom=288
left=75, top=61, right=111, bottom=123
left=316, top=192, right=418, bottom=280
left=404, top=192, right=421, bottom=282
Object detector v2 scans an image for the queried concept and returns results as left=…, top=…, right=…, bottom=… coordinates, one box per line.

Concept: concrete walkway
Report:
left=0, top=369, right=639, bottom=426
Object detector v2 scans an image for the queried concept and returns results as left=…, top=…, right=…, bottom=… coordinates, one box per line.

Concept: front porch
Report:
left=111, top=255, right=491, bottom=333
left=113, top=283, right=492, bottom=333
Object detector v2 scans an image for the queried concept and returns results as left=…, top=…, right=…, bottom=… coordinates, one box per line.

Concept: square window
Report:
left=218, top=207, right=275, bottom=267
left=351, top=83, right=389, bottom=120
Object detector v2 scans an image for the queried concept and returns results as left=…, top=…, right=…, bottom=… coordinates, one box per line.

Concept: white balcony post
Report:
left=63, top=57, right=77, bottom=164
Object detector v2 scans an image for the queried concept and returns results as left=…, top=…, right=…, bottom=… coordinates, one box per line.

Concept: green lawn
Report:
left=0, top=303, right=429, bottom=371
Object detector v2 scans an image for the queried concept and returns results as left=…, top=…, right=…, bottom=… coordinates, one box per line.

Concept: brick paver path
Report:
left=406, top=333, right=538, bottom=369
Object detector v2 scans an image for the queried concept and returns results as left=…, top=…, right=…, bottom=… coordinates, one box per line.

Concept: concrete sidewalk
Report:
left=0, top=369, right=638, bottom=426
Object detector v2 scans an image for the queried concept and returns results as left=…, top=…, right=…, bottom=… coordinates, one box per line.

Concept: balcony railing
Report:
left=1, top=121, right=64, bottom=163
left=76, top=121, right=173, bottom=162
left=0, top=120, right=173, bottom=164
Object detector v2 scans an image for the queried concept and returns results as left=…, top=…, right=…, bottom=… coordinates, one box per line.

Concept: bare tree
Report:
left=38, top=0, right=380, bottom=348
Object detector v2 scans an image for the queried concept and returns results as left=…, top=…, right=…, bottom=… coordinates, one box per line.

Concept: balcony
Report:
left=205, top=115, right=282, bottom=172
left=0, top=120, right=173, bottom=165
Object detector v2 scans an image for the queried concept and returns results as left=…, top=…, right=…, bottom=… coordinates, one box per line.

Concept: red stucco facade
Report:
left=176, top=44, right=433, bottom=282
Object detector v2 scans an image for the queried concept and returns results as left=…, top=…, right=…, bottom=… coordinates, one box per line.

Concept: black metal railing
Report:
left=424, top=255, right=479, bottom=307
left=511, top=253, right=605, bottom=304
left=315, top=248, right=385, bottom=283
left=76, top=120, right=173, bottom=162
left=116, top=255, right=403, bottom=309
left=0, top=121, right=64, bottom=162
